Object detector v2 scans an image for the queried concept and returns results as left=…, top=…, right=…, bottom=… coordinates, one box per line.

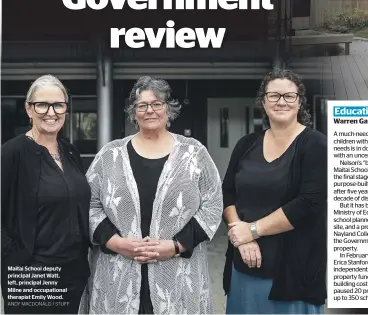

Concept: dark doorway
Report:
left=293, top=0, right=311, bottom=18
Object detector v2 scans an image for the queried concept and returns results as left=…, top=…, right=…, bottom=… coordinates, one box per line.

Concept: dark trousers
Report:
left=3, top=257, right=89, bottom=314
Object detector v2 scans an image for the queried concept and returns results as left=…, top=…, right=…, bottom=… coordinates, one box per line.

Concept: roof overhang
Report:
left=1, top=62, right=274, bottom=80
left=2, top=58, right=332, bottom=81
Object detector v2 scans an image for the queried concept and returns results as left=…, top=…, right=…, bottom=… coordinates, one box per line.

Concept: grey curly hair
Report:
left=126, top=76, right=181, bottom=128
left=255, top=68, right=312, bottom=128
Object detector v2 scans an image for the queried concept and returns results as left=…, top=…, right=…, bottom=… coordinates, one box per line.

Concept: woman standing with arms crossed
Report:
left=1, top=75, right=91, bottom=314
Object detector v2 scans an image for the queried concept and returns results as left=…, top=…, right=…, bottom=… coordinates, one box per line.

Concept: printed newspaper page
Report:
left=328, top=100, right=368, bottom=308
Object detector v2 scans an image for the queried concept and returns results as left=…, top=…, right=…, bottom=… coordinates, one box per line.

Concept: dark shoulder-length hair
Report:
left=255, top=68, right=312, bottom=129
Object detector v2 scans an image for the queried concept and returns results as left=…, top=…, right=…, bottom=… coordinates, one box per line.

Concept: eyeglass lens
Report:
left=32, top=102, right=68, bottom=114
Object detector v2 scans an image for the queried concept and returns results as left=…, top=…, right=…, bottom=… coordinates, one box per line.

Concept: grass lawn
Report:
left=355, top=28, right=368, bottom=39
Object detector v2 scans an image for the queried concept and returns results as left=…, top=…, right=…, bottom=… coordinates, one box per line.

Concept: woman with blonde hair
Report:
left=1, top=75, right=91, bottom=314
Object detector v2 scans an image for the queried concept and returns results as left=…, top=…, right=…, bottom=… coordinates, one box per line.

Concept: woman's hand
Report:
left=133, top=237, right=163, bottom=264
left=155, top=240, right=179, bottom=261
left=228, top=221, right=253, bottom=247
left=134, top=239, right=182, bottom=262
left=106, top=235, right=160, bottom=262
left=227, top=220, right=241, bottom=231
left=238, top=241, right=262, bottom=268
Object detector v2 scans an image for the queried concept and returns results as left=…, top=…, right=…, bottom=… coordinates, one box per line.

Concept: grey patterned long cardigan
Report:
left=79, top=133, right=223, bottom=314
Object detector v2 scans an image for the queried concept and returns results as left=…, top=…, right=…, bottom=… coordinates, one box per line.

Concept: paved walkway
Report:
left=207, top=222, right=228, bottom=314
left=351, top=39, right=368, bottom=55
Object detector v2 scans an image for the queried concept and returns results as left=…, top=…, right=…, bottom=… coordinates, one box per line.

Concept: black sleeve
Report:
left=175, top=217, right=208, bottom=259
left=222, top=134, right=258, bottom=209
left=282, top=133, right=327, bottom=228
left=93, top=217, right=120, bottom=255
left=1, top=142, right=19, bottom=258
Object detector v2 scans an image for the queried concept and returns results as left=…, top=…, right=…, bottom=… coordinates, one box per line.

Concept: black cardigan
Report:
left=1, top=135, right=91, bottom=271
left=222, top=127, right=327, bottom=306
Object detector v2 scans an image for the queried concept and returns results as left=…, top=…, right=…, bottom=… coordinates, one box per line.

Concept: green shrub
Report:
left=324, top=8, right=368, bottom=33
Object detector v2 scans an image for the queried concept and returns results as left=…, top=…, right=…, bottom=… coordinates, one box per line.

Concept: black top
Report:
left=129, top=140, right=167, bottom=238
left=232, top=132, right=297, bottom=278
left=1, top=134, right=91, bottom=285
left=93, top=140, right=208, bottom=314
left=222, top=127, right=327, bottom=306
left=29, top=138, right=91, bottom=264
left=128, top=141, right=168, bottom=314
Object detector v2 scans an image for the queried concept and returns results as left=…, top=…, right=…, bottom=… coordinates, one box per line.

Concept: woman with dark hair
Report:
left=222, top=68, right=327, bottom=314
left=79, top=76, right=223, bottom=314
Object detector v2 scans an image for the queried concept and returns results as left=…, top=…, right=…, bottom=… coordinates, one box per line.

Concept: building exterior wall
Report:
left=1, top=1, right=325, bottom=171
left=2, top=77, right=322, bottom=171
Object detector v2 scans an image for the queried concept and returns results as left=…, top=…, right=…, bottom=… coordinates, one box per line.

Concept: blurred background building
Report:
left=2, top=1, right=368, bottom=314
left=1, top=0, right=331, bottom=172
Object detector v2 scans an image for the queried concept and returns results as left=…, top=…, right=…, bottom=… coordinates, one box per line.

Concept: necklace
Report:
left=29, top=130, right=62, bottom=162
left=49, top=151, right=62, bottom=162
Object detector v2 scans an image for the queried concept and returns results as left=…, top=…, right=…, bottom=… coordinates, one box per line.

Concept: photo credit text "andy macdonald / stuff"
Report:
left=62, top=0, right=274, bottom=48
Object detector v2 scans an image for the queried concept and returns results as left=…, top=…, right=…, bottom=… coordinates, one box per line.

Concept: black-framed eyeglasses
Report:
left=135, top=101, right=165, bottom=112
left=28, top=102, right=68, bottom=115
left=264, top=92, right=300, bottom=103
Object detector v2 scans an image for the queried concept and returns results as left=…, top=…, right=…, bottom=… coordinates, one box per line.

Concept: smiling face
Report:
left=263, top=78, right=300, bottom=126
left=135, top=90, right=169, bottom=132
left=26, top=85, right=67, bottom=135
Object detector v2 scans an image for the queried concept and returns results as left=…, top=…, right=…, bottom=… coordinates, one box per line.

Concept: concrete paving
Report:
left=350, top=39, right=368, bottom=55
left=207, top=222, right=228, bottom=314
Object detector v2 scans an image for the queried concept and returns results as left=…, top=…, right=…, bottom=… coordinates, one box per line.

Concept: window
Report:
left=253, top=107, right=264, bottom=133
left=1, top=97, right=30, bottom=144
left=64, top=112, right=97, bottom=154
left=62, top=97, right=98, bottom=155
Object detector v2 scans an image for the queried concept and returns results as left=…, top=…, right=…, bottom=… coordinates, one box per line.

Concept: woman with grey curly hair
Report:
left=80, top=76, right=223, bottom=314
left=222, top=69, right=327, bottom=314
left=126, top=76, right=182, bottom=129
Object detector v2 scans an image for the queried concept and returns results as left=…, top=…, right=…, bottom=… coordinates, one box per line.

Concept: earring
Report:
left=29, top=118, right=33, bottom=126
